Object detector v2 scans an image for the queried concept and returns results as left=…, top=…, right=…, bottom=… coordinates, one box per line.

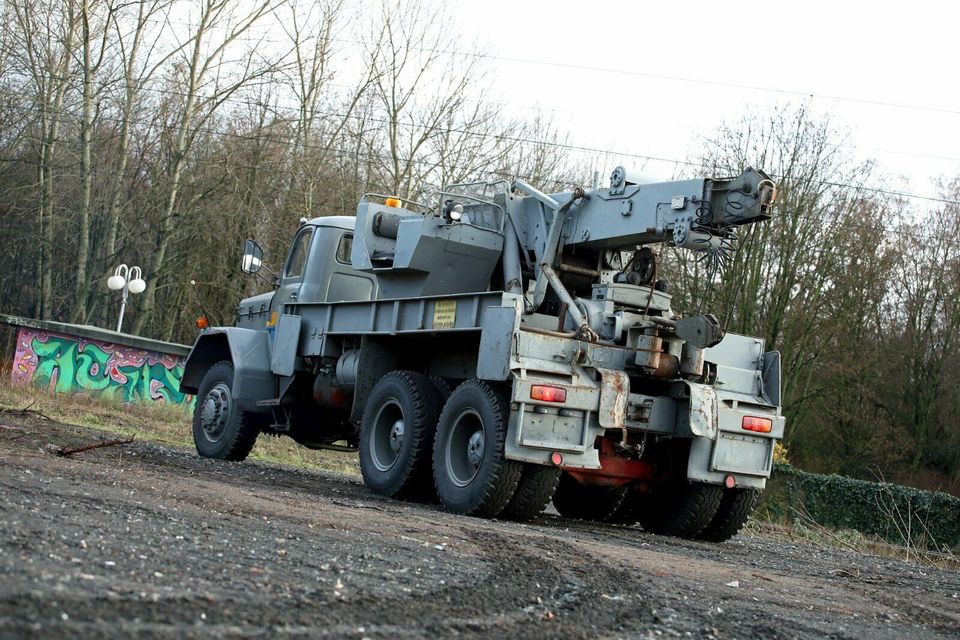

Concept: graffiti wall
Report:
left=11, top=327, right=191, bottom=404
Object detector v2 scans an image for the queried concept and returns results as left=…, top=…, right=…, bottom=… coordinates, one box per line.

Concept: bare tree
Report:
left=73, top=0, right=184, bottom=324
left=363, top=0, right=492, bottom=200
left=885, top=182, right=960, bottom=471
left=131, top=0, right=281, bottom=334
left=9, top=0, right=80, bottom=319
left=671, top=105, right=885, bottom=446
left=70, top=0, right=116, bottom=323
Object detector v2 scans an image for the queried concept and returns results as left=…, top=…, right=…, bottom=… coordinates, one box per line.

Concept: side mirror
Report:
left=241, top=239, right=263, bottom=274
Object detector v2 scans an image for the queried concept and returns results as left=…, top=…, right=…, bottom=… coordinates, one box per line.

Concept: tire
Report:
left=359, top=370, right=443, bottom=499
left=552, top=472, right=628, bottom=521
left=430, top=376, right=454, bottom=401
left=501, top=464, right=561, bottom=521
left=637, top=481, right=723, bottom=538
left=192, top=360, right=262, bottom=461
left=696, top=488, right=761, bottom=542
left=432, top=380, right=522, bottom=517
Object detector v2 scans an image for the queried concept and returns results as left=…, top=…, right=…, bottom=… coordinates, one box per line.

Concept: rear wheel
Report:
left=432, top=380, right=522, bottom=517
left=359, top=371, right=443, bottom=499
left=552, top=472, right=628, bottom=521
left=502, top=464, right=561, bottom=521
left=605, top=487, right=643, bottom=525
left=637, top=481, right=723, bottom=538
left=696, top=488, right=760, bottom=542
left=430, top=376, right=454, bottom=401
left=192, top=361, right=262, bottom=461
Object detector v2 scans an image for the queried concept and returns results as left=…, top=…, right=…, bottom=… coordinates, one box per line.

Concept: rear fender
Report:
left=180, top=328, right=274, bottom=410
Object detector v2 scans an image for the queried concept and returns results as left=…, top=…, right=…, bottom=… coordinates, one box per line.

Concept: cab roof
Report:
left=308, top=215, right=355, bottom=231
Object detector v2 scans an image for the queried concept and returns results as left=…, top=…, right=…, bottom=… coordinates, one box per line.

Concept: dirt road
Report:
left=0, top=410, right=958, bottom=639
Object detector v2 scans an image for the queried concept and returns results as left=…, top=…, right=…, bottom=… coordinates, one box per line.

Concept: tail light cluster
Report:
left=530, top=385, right=567, bottom=403
left=742, top=416, right=773, bottom=433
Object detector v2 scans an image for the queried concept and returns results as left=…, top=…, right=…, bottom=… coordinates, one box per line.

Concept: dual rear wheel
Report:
left=552, top=472, right=758, bottom=541
left=359, top=373, right=559, bottom=520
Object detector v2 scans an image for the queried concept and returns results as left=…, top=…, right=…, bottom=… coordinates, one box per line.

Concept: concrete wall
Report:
left=4, top=315, right=192, bottom=405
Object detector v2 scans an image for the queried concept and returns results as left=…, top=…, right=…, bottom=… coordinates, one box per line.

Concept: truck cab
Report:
left=236, top=216, right=379, bottom=333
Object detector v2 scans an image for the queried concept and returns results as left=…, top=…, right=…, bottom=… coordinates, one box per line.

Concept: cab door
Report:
left=273, top=225, right=314, bottom=312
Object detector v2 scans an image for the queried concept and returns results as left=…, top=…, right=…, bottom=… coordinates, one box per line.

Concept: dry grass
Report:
left=0, top=379, right=360, bottom=477
left=744, top=516, right=960, bottom=572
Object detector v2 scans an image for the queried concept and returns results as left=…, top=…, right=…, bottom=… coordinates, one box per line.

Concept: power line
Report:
left=146, top=15, right=960, bottom=119
left=9, top=8, right=960, bottom=186
left=330, top=39, right=960, bottom=118
left=94, top=13, right=960, bottom=159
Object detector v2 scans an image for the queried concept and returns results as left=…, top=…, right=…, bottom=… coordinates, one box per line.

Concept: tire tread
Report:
left=638, top=481, right=723, bottom=538
left=359, top=370, right=443, bottom=499
left=433, top=379, right=522, bottom=517
left=192, top=360, right=261, bottom=462
left=696, top=488, right=760, bottom=542
left=502, top=464, right=561, bottom=521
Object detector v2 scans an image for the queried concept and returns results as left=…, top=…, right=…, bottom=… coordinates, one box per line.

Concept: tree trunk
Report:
left=72, top=0, right=95, bottom=323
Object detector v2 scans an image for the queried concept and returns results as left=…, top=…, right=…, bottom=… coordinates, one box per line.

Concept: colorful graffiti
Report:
left=11, top=328, right=191, bottom=404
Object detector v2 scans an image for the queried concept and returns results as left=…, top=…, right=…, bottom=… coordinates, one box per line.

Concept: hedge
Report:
left=758, top=463, right=960, bottom=551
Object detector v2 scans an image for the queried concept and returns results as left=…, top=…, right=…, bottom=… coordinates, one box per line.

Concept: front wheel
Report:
left=192, top=360, right=262, bottom=461
left=432, top=380, right=522, bottom=517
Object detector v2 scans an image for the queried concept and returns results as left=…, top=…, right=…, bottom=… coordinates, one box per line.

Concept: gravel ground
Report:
left=0, top=409, right=958, bottom=639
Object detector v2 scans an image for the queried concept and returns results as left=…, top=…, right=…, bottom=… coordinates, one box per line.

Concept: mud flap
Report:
left=685, top=381, right=718, bottom=439
left=597, top=368, right=629, bottom=430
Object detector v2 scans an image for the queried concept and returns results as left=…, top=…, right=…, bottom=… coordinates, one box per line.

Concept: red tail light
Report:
left=742, top=416, right=772, bottom=433
left=530, top=385, right=567, bottom=403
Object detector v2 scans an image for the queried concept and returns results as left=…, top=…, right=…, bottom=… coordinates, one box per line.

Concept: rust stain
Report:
left=598, top=369, right=629, bottom=431
left=651, top=354, right=680, bottom=379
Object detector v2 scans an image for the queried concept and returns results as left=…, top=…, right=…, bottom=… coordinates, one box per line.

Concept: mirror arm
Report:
left=259, top=264, right=278, bottom=280
left=253, top=266, right=277, bottom=288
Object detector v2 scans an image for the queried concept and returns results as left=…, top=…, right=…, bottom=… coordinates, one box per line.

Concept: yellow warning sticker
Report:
left=433, top=299, right=457, bottom=329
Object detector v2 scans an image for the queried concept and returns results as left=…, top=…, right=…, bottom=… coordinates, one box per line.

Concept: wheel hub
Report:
left=200, top=382, right=231, bottom=442
left=445, top=409, right=486, bottom=488
left=389, top=419, right=405, bottom=453
left=370, top=399, right=405, bottom=472
left=467, top=430, right=484, bottom=469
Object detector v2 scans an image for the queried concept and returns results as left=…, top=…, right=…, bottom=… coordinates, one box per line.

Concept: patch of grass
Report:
left=0, top=379, right=360, bottom=477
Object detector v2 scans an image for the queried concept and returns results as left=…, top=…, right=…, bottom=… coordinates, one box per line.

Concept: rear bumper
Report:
left=687, top=402, right=784, bottom=489
left=501, top=348, right=785, bottom=485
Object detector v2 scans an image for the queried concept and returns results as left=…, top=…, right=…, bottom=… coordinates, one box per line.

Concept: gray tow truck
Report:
left=180, top=166, right=784, bottom=541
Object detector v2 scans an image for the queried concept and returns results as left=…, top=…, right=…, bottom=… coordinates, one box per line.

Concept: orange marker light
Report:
left=384, top=197, right=402, bottom=208
left=530, top=385, right=567, bottom=403
left=742, top=416, right=773, bottom=433
left=195, top=315, right=209, bottom=330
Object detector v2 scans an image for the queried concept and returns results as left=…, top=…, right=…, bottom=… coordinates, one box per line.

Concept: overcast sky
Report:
left=446, top=0, right=958, bottom=200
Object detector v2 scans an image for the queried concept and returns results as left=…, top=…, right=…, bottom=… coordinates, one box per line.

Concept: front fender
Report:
left=180, top=327, right=274, bottom=409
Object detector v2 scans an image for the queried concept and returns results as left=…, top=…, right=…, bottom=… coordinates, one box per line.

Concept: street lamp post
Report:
left=107, top=264, right=146, bottom=333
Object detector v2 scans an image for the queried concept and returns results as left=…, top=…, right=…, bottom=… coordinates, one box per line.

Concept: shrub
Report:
left=759, top=464, right=960, bottom=552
